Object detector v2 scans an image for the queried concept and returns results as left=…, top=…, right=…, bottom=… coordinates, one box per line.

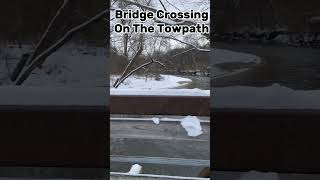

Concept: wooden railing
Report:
left=110, top=95, right=210, bottom=116
left=110, top=94, right=210, bottom=177
left=0, top=94, right=210, bottom=178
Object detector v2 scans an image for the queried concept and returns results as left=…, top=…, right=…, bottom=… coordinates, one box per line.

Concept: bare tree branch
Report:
left=123, top=0, right=209, bottom=39
left=28, top=0, right=69, bottom=65
left=191, top=52, right=198, bottom=70
left=15, top=9, right=109, bottom=85
left=164, top=0, right=181, bottom=11
left=156, top=35, right=210, bottom=52
left=123, top=0, right=196, bottom=25
left=10, top=0, right=70, bottom=82
left=114, top=58, right=165, bottom=88
left=158, top=0, right=167, bottom=11
left=172, top=48, right=196, bottom=57
left=113, top=35, right=144, bottom=87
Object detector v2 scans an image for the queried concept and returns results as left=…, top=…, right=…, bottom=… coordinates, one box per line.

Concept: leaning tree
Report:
left=10, top=0, right=107, bottom=85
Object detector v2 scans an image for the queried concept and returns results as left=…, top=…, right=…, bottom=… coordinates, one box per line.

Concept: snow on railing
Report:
left=110, top=89, right=210, bottom=178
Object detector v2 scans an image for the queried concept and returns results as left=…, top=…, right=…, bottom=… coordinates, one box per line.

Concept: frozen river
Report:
left=213, top=42, right=320, bottom=90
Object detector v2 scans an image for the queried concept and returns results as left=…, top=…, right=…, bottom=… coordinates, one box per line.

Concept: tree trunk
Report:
left=10, top=53, right=30, bottom=82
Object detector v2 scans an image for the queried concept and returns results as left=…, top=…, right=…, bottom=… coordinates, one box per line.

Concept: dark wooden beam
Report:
left=0, top=106, right=108, bottom=169
left=111, top=95, right=210, bottom=116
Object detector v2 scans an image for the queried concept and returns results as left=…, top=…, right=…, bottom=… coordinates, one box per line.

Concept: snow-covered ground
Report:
left=212, top=48, right=261, bottom=78
left=110, top=74, right=210, bottom=96
left=0, top=44, right=107, bottom=105
left=110, top=74, right=191, bottom=89
left=111, top=88, right=209, bottom=97
left=213, top=83, right=320, bottom=109
left=212, top=49, right=261, bottom=65
left=0, top=44, right=107, bottom=87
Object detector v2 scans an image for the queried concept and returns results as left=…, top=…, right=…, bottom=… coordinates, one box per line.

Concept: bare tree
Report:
left=10, top=0, right=107, bottom=85
left=111, top=0, right=210, bottom=88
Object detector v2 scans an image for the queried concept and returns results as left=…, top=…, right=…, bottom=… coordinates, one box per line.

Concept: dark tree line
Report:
left=213, top=0, right=320, bottom=48
left=214, top=0, right=320, bottom=34
left=111, top=45, right=210, bottom=77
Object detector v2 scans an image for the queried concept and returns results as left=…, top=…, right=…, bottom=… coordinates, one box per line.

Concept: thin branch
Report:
left=153, top=59, right=166, bottom=67
left=153, top=18, right=194, bottom=26
left=158, top=0, right=167, bottom=11
left=4, top=52, right=12, bottom=76
left=114, top=59, right=165, bottom=88
left=113, top=35, right=144, bottom=87
left=123, top=0, right=196, bottom=25
left=172, top=48, right=196, bottom=57
left=156, top=35, right=210, bottom=52
left=27, top=0, right=69, bottom=65
left=164, top=0, right=181, bottom=11
left=10, top=0, right=69, bottom=82
left=111, top=0, right=120, bottom=7
left=15, top=9, right=109, bottom=85
left=191, top=51, right=198, bottom=70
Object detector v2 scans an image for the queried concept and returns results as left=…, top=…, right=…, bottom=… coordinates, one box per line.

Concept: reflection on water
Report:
left=213, top=42, right=320, bottom=90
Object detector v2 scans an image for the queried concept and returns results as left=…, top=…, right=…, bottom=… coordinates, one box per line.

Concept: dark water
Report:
left=175, top=75, right=210, bottom=90
left=213, top=42, right=320, bottom=90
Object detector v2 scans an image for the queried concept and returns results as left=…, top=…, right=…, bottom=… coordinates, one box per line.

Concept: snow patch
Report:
left=310, top=16, right=320, bottom=23
left=110, top=74, right=191, bottom=89
left=151, top=117, right=160, bottom=124
left=274, top=34, right=291, bottom=44
left=181, top=116, right=203, bottom=137
left=127, top=164, right=142, bottom=175
left=214, top=83, right=320, bottom=109
left=212, top=49, right=261, bottom=65
left=111, top=89, right=209, bottom=97
left=0, top=44, right=106, bottom=87
left=212, top=48, right=261, bottom=78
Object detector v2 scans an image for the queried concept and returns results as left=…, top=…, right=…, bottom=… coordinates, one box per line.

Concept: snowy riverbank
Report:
left=213, top=83, right=320, bottom=109
left=0, top=44, right=106, bottom=87
left=212, top=48, right=261, bottom=79
left=110, top=74, right=192, bottom=89
left=110, top=74, right=209, bottom=96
